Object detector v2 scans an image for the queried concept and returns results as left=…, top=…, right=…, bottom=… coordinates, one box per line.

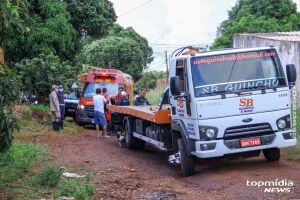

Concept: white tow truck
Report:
left=108, top=46, right=297, bottom=176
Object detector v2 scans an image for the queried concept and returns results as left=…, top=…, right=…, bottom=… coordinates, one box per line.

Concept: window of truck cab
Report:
left=190, top=49, right=287, bottom=97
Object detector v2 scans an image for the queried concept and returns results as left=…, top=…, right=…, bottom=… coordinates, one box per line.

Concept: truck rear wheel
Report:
left=178, top=138, right=195, bottom=177
left=124, top=117, right=145, bottom=150
left=263, top=148, right=280, bottom=162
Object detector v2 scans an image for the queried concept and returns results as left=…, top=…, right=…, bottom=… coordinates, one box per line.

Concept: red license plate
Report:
left=240, top=138, right=261, bottom=148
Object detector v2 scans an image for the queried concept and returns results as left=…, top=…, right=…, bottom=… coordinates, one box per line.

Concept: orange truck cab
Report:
left=76, top=68, right=133, bottom=126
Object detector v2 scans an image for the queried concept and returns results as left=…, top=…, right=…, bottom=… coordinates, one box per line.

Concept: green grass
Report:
left=0, top=142, right=48, bottom=189
left=57, top=174, right=95, bottom=200
left=27, top=104, right=50, bottom=113
left=10, top=168, right=95, bottom=200
left=147, top=87, right=165, bottom=105
left=33, top=165, right=63, bottom=187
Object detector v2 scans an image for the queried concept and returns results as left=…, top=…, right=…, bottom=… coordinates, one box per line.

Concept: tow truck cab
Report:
left=169, top=47, right=297, bottom=175
left=76, top=68, right=133, bottom=126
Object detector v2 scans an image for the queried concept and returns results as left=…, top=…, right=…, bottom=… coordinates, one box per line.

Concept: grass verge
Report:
left=16, top=104, right=83, bottom=137
left=0, top=142, right=48, bottom=189
left=11, top=166, right=95, bottom=200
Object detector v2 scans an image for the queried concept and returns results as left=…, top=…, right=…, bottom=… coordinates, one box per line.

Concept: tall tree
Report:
left=81, top=36, right=145, bottom=80
left=0, top=0, right=27, bottom=65
left=65, top=0, right=116, bottom=38
left=0, top=0, right=24, bottom=152
left=5, top=0, right=77, bottom=65
left=211, top=0, right=300, bottom=49
left=108, top=24, right=153, bottom=69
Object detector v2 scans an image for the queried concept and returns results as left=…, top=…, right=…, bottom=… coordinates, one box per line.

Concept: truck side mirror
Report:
left=170, top=76, right=181, bottom=96
left=286, top=64, right=297, bottom=86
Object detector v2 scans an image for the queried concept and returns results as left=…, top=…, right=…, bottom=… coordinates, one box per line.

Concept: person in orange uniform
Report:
left=102, top=88, right=111, bottom=132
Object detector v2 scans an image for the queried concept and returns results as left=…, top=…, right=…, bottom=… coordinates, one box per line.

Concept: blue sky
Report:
left=110, top=0, right=300, bottom=71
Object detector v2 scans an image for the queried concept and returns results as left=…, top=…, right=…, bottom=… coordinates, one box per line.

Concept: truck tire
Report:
left=178, top=138, right=195, bottom=177
left=263, top=148, right=280, bottom=162
left=124, top=117, right=145, bottom=150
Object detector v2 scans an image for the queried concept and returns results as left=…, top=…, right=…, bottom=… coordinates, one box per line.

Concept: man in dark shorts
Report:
left=93, top=88, right=108, bottom=138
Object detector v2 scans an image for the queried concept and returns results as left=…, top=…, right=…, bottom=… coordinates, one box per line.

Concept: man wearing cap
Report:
left=49, top=85, right=61, bottom=131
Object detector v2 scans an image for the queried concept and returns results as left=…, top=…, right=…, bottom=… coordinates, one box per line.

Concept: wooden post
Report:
left=0, top=47, right=4, bottom=66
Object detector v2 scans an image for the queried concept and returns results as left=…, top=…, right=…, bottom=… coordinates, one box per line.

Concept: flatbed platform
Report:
left=107, top=105, right=171, bottom=124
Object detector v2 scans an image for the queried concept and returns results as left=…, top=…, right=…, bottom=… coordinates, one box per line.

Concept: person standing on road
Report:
left=134, top=88, right=150, bottom=106
left=102, top=87, right=111, bottom=132
left=57, top=85, right=65, bottom=130
left=49, top=85, right=61, bottom=131
left=93, top=88, right=108, bottom=138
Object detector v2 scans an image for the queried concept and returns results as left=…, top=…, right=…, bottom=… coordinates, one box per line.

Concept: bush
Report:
left=15, top=54, right=80, bottom=103
left=136, top=71, right=166, bottom=90
left=147, top=87, right=166, bottom=105
left=34, top=165, right=62, bottom=187
left=0, top=67, right=20, bottom=152
left=58, top=174, right=95, bottom=200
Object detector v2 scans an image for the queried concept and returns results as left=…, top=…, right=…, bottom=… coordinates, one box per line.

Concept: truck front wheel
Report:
left=124, top=118, right=145, bottom=150
left=263, top=148, right=280, bottom=162
left=178, top=138, right=195, bottom=177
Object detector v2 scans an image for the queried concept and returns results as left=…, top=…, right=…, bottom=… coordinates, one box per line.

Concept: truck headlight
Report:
left=200, top=126, right=218, bottom=141
left=277, top=115, right=291, bottom=130
left=79, top=104, right=85, bottom=109
left=277, top=119, right=286, bottom=129
left=206, top=129, right=216, bottom=138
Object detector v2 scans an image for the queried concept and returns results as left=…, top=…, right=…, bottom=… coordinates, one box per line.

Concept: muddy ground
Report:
left=27, top=129, right=300, bottom=200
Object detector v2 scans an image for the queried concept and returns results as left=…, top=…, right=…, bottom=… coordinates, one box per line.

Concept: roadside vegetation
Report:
left=0, top=104, right=94, bottom=199
left=147, top=87, right=166, bottom=105
left=10, top=165, right=95, bottom=199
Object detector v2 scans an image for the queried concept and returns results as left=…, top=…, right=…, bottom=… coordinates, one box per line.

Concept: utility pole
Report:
left=165, top=50, right=169, bottom=78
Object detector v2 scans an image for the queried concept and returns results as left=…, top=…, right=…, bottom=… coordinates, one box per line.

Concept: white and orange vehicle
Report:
left=76, top=68, right=133, bottom=126
left=108, top=46, right=297, bottom=176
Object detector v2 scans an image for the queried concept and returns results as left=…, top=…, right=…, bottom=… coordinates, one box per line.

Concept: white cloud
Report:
left=110, top=0, right=300, bottom=70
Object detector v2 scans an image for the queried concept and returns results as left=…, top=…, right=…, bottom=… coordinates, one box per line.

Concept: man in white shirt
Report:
left=93, top=88, right=108, bottom=138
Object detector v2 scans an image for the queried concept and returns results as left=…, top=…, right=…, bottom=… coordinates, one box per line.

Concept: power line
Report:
left=119, top=0, right=153, bottom=17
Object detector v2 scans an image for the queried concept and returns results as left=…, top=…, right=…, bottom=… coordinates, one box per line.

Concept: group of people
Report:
left=93, top=86, right=150, bottom=138
left=49, top=84, right=150, bottom=136
left=49, top=85, right=65, bottom=131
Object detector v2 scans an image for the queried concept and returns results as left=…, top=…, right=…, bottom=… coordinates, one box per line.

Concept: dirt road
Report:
left=33, top=130, right=300, bottom=200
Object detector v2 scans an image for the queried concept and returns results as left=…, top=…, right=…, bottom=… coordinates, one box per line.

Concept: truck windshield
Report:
left=83, top=82, right=123, bottom=98
left=191, top=50, right=287, bottom=97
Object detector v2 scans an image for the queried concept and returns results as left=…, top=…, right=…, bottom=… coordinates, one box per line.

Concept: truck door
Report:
left=172, top=59, right=191, bottom=117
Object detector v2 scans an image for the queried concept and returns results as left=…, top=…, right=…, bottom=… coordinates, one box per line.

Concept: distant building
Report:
left=234, top=32, right=300, bottom=95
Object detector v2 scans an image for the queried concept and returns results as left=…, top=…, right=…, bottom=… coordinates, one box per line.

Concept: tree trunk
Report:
left=0, top=47, right=4, bottom=66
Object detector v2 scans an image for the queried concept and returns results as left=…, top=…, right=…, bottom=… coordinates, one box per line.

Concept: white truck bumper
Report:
left=191, top=131, right=296, bottom=158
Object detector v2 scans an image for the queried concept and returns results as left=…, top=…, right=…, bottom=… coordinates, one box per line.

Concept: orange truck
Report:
left=76, top=68, right=134, bottom=126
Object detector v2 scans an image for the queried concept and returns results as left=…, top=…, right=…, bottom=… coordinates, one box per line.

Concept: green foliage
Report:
left=147, top=87, right=166, bottom=105
left=34, top=165, right=63, bottom=187
left=211, top=0, right=300, bottom=49
left=0, top=142, right=48, bottom=189
left=136, top=71, right=167, bottom=90
left=6, top=0, right=77, bottom=64
left=0, top=0, right=27, bottom=47
left=108, top=24, right=154, bottom=67
left=58, top=175, right=95, bottom=200
left=81, top=36, right=145, bottom=80
left=66, top=0, right=116, bottom=38
left=16, top=54, right=80, bottom=102
left=0, top=66, right=20, bottom=153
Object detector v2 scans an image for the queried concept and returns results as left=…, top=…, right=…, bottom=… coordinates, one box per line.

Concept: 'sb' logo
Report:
left=240, top=98, right=254, bottom=107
